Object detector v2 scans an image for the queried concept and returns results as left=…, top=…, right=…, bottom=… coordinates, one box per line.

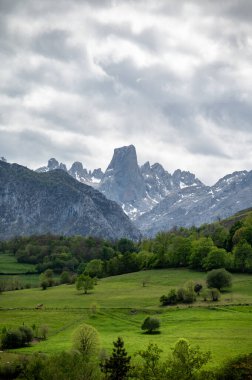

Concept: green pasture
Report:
left=0, top=253, right=36, bottom=274
left=1, top=269, right=252, bottom=367
left=0, top=274, right=40, bottom=288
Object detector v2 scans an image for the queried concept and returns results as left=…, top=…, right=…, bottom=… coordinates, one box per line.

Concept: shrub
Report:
left=167, top=288, right=178, bottom=305
left=206, top=268, right=232, bottom=291
left=218, top=353, right=252, bottom=379
left=141, top=317, right=160, bottom=334
left=39, top=325, right=49, bottom=340
left=1, top=325, right=33, bottom=349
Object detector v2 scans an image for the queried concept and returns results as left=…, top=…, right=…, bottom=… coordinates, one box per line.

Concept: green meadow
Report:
left=0, top=253, right=36, bottom=274
left=1, top=268, right=252, bottom=367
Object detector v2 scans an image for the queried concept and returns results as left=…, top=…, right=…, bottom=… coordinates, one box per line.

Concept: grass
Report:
left=0, top=268, right=252, bottom=367
left=0, top=274, right=41, bottom=288
left=0, top=253, right=36, bottom=274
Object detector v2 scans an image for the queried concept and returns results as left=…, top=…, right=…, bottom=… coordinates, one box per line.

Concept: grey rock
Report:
left=0, top=161, right=141, bottom=241
left=34, top=147, right=252, bottom=237
left=136, top=170, right=252, bottom=236
left=100, top=145, right=146, bottom=204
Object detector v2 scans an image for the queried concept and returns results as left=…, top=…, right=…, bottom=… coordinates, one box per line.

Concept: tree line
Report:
left=0, top=213, right=252, bottom=281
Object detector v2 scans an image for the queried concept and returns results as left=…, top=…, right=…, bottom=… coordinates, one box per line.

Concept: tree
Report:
left=189, top=237, right=214, bottom=269
left=76, top=274, right=95, bottom=294
left=72, top=324, right=100, bottom=358
left=233, top=241, right=252, bottom=272
left=133, top=343, right=163, bottom=379
left=203, top=247, right=228, bottom=271
left=85, top=259, right=104, bottom=278
left=117, top=238, right=135, bottom=254
left=60, top=270, right=71, bottom=284
left=141, top=317, right=160, bottom=334
left=100, top=337, right=132, bottom=380
left=167, top=338, right=211, bottom=379
left=206, top=268, right=232, bottom=291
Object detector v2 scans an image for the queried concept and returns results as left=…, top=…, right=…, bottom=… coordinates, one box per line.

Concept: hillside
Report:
left=1, top=268, right=252, bottom=366
left=0, top=161, right=140, bottom=241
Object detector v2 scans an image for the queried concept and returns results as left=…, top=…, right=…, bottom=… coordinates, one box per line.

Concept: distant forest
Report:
left=1, top=211, right=252, bottom=277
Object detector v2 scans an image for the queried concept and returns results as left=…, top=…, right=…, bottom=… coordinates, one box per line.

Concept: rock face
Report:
left=35, top=146, right=252, bottom=237
left=0, top=161, right=141, bottom=240
left=100, top=145, right=145, bottom=203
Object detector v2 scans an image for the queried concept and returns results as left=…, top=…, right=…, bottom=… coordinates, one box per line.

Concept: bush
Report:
left=206, top=268, right=232, bottom=291
left=1, top=325, right=33, bottom=349
left=141, top=317, right=160, bottom=334
left=39, top=325, right=49, bottom=340
left=60, top=271, right=72, bottom=284
left=218, top=353, right=252, bottom=379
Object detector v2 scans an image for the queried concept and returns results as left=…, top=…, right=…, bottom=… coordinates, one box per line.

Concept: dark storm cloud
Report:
left=0, top=0, right=251, bottom=183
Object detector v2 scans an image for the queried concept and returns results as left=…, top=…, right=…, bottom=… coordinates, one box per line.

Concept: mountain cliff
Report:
left=0, top=161, right=140, bottom=240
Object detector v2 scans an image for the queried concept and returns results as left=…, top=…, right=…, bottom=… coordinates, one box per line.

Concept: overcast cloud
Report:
left=0, top=0, right=252, bottom=185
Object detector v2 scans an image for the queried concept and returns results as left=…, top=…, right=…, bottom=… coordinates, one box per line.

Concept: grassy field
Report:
left=1, top=268, right=252, bottom=367
left=0, top=253, right=36, bottom=274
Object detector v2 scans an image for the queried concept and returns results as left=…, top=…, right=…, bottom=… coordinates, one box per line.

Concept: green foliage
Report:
left=203, top=248, right=229, bottom=271
left=38, top=324, right=49, bottom=340
left=206, top=268, right=232, bottom=291
left=20, top=351, right=100, bottom=380
left=72, top=324, right=100, bottom=358
left=133, top=339, right=211, bottom=380
left=100, top=336, right=132, bottom=380
left=218, top=353, right=252, bottom=379
left=85, top=259, right=104, bottom=278
left=133, top=343, right=163, bottom=379
left=141, top=317, right=160, bottom=334
left=233, top=241, right=252, bottom=272
left=76, top=274, right=95, bottom=294
left=190, top=238, right=214, bottom=269
left=60, top=270, right=72, bottom=284
left=160, top=283, right=197, bottom=306
left=166, top=338, right=211, bottom=379
left=1, top=325, right=33, bottom=349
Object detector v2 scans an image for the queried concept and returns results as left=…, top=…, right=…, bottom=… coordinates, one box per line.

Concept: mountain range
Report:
left=0, top=160, right=140, bottom=241
left=36, top=145, right=252, bottom=237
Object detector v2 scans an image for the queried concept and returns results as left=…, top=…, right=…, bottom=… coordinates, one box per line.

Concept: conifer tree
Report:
left=100, top=337, right=131, bottom=380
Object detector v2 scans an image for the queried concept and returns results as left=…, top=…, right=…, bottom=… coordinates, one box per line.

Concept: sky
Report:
left=0, top=0, right=252, bottom=185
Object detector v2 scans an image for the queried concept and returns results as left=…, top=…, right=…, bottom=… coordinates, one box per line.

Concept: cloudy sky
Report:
left=1, top=0, right=252, bottom=185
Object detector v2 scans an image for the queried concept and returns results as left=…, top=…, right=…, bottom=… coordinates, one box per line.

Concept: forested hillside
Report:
left=1, top=209, right=252, bottom=277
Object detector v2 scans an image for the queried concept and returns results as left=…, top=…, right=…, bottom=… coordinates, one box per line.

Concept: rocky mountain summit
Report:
left=37, top=158, right=103, bottom=188
left=0, top=161, right=140, bottom=240
left=35, top=146, right=252, bottom=236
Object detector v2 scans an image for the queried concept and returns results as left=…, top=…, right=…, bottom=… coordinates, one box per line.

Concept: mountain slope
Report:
left=136, top=170, right=252, bottom=236
left=0, top=161, right=140, bottom=240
